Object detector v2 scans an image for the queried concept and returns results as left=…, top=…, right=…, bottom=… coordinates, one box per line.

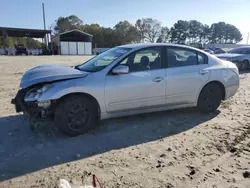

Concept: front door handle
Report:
left=199, top=70, right=209, bottom=75
left=153, top=77, right=164, bottom=83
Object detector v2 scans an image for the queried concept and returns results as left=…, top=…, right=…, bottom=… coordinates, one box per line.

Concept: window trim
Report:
left=165, top=46, right=208, bottom=68
left=108, top=46, right=165, bottom=75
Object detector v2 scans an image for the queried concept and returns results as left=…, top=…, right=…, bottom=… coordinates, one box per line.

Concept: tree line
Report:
left=0, top=15, right=243, bottom=49
left=53, top=15, right=243, bottom=48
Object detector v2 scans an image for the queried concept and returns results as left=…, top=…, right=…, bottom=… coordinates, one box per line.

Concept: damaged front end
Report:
left=11, top=84, right=56, bottom=119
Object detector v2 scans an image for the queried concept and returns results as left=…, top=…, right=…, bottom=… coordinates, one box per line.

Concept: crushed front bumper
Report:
left=11, top=89, right=55, bottom=119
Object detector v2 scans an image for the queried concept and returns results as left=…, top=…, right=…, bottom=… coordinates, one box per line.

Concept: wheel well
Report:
left=201, top=81, right=225, bottom=100
left=55, top=93, right=101, bottom=117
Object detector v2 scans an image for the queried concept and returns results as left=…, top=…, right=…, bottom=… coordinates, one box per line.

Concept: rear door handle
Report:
left=153, top=77, right=164, bottom=83
left=199, top=70, right=209, bottom=75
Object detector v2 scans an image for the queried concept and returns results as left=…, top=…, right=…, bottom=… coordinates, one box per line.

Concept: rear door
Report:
left=165, top=47, right=210, bottom=105
left=105, top=47, right=166, bottom=113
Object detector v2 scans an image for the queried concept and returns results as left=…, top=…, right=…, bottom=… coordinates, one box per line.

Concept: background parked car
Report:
left=15, top=44, right=28, bottom=56
left=213, top=48, right=226, bottom=54
left=216, top=46, right=250, bottom=71
left=204, top=49, right=214, bottom=54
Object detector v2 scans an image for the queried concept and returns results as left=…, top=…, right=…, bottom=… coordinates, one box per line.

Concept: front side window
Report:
left=167, top=48, right=207, bottom=68
left=119, top=47, right=162, bottom=72
left=76, top=47, right=131, bottom=72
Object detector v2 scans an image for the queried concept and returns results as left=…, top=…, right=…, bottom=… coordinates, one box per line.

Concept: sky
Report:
left=1, top=0, right=250, bottom=44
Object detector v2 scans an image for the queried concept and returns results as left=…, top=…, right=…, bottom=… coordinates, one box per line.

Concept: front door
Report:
left=105, top=47, right=166, bottom=113
left=165, top=47, right=210, bottom=105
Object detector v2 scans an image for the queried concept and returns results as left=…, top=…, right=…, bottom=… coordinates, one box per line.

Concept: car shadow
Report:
left=0, top=108, right=220, bottom=181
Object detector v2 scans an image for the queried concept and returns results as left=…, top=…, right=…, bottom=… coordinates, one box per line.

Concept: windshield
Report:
left=77, top=47, right=132, bottom=72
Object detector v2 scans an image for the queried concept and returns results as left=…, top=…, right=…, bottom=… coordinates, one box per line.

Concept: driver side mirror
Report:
left=112, top=65, right=129, bottom=74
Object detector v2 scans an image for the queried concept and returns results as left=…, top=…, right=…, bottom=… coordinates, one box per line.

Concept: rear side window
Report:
left=167, top=47, right=207, bottom=68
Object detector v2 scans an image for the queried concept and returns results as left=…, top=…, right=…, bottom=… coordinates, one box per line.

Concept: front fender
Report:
left=38, top=78, right=106, bottom=112
left=39, top=86, right=89, bottom=101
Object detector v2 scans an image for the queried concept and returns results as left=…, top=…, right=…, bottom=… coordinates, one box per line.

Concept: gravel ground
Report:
left=0, top=56, right=249, bottom=188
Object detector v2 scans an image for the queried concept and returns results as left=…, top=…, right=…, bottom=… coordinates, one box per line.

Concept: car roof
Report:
left=119, top=43, right=204, bottom=52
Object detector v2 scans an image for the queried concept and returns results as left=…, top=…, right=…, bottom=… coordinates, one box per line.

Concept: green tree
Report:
left=170, top=20, right=189, bottom=44
left=135, top=19, right=146, bottom=42
left=50, top=15, right=243, bottom=47
left=188, top=20, right=203, bottom=44
left=102, top=27, right=115, bottom=47
left=210, top=22, right=227, bottom=43
left=53, top=15, right=83, bottom=34
left=156, top=26, right=170, bottom=43
left=135, top=18, right=164, bottom=43
left=199, top=24, right=211, bottom=44
left=113, top=21, right=139, bottom=45
left=82, top=24, right=103, bottom=47
left=225, top=24, right=242, bottom=43
left=209, top=22, right=242, bottom=44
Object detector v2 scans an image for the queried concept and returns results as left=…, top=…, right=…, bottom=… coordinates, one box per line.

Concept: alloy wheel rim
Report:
left=203, top=88, right=215, bottom=109
left=67, top=103, right=90, bottom=131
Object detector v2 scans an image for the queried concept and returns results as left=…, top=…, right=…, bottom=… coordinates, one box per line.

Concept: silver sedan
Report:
left=12, top=43, right=240, bottom=136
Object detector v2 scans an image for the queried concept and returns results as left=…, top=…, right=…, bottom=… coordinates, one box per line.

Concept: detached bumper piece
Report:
left=11, top=89, right=27, bottom=113
left=12, top=88, right=56, bottom=119
left=11, top=89, right=43, bottom=118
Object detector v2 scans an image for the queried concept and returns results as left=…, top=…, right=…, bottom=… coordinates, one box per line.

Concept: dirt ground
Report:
left=0, top=56, right=249, bottom=188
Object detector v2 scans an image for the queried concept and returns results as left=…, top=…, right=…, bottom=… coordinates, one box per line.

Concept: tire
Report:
left=197, top=83, right=223, bottom=113
left=241, top=60, right=249, bottom=71
left=54, top=95, right=99, bottom=136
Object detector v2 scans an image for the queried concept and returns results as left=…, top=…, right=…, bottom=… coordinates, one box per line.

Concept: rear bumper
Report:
left=225, top=84, right=239, bottom=100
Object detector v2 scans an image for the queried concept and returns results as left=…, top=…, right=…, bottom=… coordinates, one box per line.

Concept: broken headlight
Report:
left=24, top=84, right=52, bottom=102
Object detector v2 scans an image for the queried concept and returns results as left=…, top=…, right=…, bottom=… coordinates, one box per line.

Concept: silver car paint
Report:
left=25, top=43, right=239, bottom=120
left=20, top=65, right=89, bottom=88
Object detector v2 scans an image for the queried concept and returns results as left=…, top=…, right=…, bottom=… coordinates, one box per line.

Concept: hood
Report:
left=20, top=65, right=88, bottom=88
left=216, top=53, right=243, bottom=59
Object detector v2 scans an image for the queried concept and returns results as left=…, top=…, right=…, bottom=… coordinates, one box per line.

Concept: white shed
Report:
left=56, top=29, right=93, bottom=55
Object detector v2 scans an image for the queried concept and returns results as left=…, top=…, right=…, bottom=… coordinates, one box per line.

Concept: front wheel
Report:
left=197, top=83, right=223, bottom=113
left=54, top=96, right=99, bottom=136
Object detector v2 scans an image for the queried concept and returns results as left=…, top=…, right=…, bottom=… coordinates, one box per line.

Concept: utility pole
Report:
left=247, top=32, right=249, bottom=45
left=42, top=3, right=48, bottom=47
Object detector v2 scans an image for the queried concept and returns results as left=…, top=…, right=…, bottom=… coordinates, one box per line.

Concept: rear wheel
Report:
left=197, top=83, right=223, bottom=113
left=54, top=95, right=99, bottom=136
